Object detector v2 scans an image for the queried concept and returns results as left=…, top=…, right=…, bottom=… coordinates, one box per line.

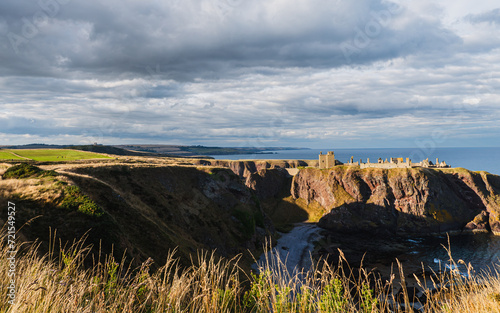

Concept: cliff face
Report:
left=4, top=159, right=500, bottom=272
left=288, top=167, right=500, bottom=235
left=192, top=159, right=316, bottom=179
left=245, top=168, right=292, bottom=200
left=0, top=163, right=273, bottom=268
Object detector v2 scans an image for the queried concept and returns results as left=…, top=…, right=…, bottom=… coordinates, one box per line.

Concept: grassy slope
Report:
left=0, top=150, right=25, bottom=160
left=70, top=165, right=266, bottom=266
left=0, top=161, right=268, bottom=271
left=0, top=166, right=119, bottom=264
left=5, top=149, right=111, bottom=161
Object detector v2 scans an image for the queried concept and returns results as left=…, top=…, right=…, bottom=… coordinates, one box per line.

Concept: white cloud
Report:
left=0, top=0, right=499, bottom=147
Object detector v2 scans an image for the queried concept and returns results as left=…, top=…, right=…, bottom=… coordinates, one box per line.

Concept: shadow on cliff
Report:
left=1, top=164, right=278, bottom=272
left=317, top=201, right=482, bottom=237
left=290, top=167, right=495, bottom=234
left=315, top=201, right=483, bottom=271
left=259, top=197, right=311, bottom=232
left=245, top=168, right=314, bottom=232
left=0, top=194, right=120, bottom=268
left=246, top=167, right=487, bottom=235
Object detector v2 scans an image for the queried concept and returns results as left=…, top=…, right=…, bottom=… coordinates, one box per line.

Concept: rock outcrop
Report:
left=287, top=167, right=500, bottom=235
left=245, top=168, right=292, bottom=200
left=192, top=159, right=316, bottom=179
left=465, top=211, right=490, bottom=232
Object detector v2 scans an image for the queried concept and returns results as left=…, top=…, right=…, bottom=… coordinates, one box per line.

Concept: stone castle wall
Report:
left=319, top=151, right=449, bottom=169
left=360, top=162, right=413, bottom=169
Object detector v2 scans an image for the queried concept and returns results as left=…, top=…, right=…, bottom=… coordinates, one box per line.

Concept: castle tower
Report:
left=319, top=151, right=335, bottom=169
left=319, top=151, right=325, bottom=169
left=326, top=151, right=335, bottom=168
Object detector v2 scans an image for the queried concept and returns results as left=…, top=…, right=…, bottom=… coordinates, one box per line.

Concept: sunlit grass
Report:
left=3, top=149, right=111, bottom=161
left=2, top=230, right=500, bottom=312
left=0, top=151, right=25, bottom=160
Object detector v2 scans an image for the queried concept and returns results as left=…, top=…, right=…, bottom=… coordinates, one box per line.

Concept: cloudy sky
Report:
left=1, top=0, right=499, bottom=148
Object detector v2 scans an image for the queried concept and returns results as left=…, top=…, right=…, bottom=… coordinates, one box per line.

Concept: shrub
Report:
left=78, top=200, right=104, bottom=217
left=41, top=169, right=58, bottom=177
left=2, top=163, right=42, bottom=179
left=61, top=185, right=104, bottom=217
left=232, top=209, right=255, bottom=239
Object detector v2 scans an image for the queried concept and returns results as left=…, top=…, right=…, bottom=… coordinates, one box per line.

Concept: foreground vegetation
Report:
left=0, top=149, right=111, bottom=161
left=2, top=230, right=500, bottom=313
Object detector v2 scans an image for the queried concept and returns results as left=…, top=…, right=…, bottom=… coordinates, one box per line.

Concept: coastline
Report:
left=253, top=223, right=323, bottom=275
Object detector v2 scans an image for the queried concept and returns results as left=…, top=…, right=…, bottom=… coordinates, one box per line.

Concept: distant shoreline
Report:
left=0, top=144, right=310, bottom=158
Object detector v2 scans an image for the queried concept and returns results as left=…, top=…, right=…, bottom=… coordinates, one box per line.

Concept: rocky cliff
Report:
left=192, top=159, right=316, bottom=179
left=4, top=159, right=500, bottom=272
left=287, top=166, right=500, bottom=235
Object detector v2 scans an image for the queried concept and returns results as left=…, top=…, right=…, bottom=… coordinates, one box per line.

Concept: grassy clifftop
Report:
left=0, top=161, right=271, bottom=270
left=0, top=149, right=111, bottom=161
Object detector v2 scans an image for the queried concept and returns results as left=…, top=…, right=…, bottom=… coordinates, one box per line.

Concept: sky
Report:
left=0, top=0, right=499, bottom=149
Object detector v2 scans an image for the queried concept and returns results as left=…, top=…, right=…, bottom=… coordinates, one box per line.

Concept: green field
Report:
left=0, top=150, right=25, bottom=160
left=0, top=149, right=112, bottom=161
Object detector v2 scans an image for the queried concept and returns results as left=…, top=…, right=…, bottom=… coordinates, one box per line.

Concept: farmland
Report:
left=0, top=149, right=111, bottom=161
left=0, top=150, right=25, bottom=160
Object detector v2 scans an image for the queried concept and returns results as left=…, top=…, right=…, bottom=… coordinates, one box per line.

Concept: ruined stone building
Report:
left=318, top=151, right=450, bottom=169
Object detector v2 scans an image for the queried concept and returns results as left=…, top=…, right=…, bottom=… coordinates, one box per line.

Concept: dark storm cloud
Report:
left=0, top=0, right=461, bottom=81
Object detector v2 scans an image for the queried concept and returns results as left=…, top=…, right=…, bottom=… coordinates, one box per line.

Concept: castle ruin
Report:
left=318, top=151, right=335, bottom=169
left=318, top=151, right=449, bottom=169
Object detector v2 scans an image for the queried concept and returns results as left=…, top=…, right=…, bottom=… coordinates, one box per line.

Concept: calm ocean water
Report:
left=398, top=233, right=500, bottom=276
left=210, top=147, right=500, bottom=175
left=212, top=147, right=500, bottom=272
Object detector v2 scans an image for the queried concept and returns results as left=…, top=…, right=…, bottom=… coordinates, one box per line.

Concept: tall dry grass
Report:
left=2, top=229, right=500, bottom=312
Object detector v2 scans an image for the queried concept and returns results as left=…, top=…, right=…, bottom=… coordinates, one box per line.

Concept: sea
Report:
left=209, top=147, right=500, bottom=175
left=210, top=147, right=500, bottom=274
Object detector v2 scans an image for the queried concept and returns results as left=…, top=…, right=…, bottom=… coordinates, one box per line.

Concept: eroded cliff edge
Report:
left=0, top=163, right=274, bottom=269
left=192, top=159, right=317, bottom=179
left=246, top=166, right=500, bottom=235
left=3, top=159, right=500, bottom=272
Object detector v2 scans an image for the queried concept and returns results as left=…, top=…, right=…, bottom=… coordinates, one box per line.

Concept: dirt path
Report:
left=8, top=151, right=31, bottom=160
left=53, top=169, right=121, bottom=195
left=254, top=223, right=323, bottom=275
left=52, top=168, right=179, bottom=237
